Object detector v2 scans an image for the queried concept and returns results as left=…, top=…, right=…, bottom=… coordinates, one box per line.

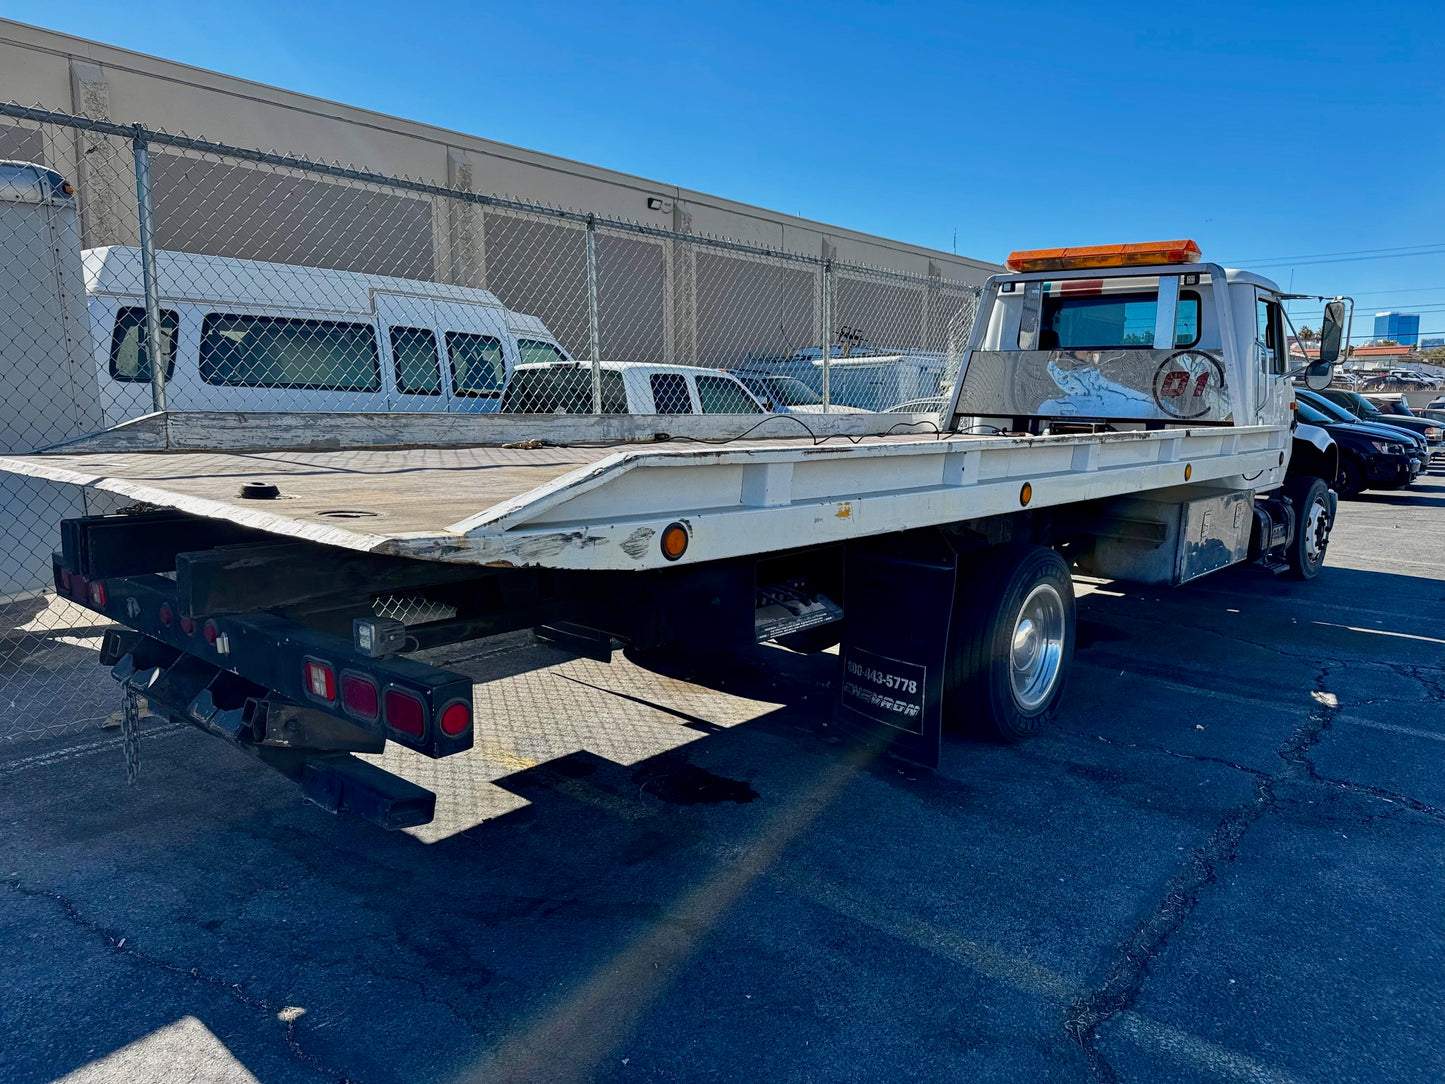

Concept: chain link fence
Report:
left=0, top=99, right=981, bottom=746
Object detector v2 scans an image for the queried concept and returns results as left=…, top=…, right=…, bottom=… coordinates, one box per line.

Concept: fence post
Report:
left=586, top=214, right=602, bottom=413
left=820, top=259, right=833, bottom=412
left=131, top=126, right=166, bottom=413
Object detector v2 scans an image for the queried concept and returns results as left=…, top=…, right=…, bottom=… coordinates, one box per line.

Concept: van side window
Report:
left=389, top=326, right=441, bottom=395
left=516, top=338, right=569, bottom=366
left=109, top=307, right=178, bottom=382
left=649, top=373, right=693, bottom=413
left=697, top=375, right=763, bottom=414
left=446, top=332, right=505, bottom=397
left=199, top=314, right=380, bottom=390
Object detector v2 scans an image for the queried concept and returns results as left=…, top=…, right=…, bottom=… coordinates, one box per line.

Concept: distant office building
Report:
left=1373, top=311, right=1420, bottom=345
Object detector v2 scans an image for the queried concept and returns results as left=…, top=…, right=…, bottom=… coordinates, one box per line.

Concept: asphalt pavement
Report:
left=1, top=473, right=1442, bottom=1084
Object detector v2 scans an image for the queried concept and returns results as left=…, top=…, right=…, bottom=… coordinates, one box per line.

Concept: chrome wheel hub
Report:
left=1304, top=496, right=1331, bottom=563
left=1010, top=583, right=1066, bottom=711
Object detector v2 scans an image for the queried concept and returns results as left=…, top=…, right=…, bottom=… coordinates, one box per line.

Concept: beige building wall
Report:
left=0, top=20, right=994, bottom=369
left=0, top=18, right=995, bottom=281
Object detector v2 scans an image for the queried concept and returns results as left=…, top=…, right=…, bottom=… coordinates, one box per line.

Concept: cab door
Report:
left=374, top=292, right=447, bottom=412
left=1254, top=292, right=1291, bottom=424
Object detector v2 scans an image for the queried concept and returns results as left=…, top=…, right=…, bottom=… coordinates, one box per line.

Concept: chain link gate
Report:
left=0, top=99, right=981, bottom=747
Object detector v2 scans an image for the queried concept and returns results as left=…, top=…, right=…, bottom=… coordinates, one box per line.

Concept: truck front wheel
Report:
left=946, top=544, right=1075, bottom=742
left=1284, top=475, right=1333, bottom=580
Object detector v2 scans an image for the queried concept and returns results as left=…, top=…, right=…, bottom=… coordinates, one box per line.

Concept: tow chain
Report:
left=121, top=686, right=141, bottom=784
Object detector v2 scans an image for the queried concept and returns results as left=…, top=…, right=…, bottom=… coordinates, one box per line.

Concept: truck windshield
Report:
left=1036, top=290, right=1200, bottom=350
left=765, top=376, right=822, bottom=406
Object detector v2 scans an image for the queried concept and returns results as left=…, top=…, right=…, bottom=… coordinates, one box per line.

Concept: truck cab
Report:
left=949, top=240, right=1343, bottom=497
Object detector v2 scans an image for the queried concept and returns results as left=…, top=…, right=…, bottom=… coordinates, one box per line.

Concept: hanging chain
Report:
left=121, top=687, right=141, bottom=784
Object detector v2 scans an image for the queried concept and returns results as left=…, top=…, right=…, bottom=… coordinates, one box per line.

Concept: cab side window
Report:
left=1257, top=298, right=1286, bottom=375
left=649, top=373, right=694, bottom=413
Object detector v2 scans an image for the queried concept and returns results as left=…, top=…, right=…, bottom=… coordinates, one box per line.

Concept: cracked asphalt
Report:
left=2, top=473, right=1443, bottom=1084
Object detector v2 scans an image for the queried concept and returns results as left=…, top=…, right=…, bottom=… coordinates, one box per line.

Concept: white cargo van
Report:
left=85, top=247, right=573, bottom=425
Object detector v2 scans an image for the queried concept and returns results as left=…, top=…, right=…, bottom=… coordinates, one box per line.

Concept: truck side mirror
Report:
left=1317, top=300, right=1346, bottom=365
left=1302, top=361, right=1334, bottom=391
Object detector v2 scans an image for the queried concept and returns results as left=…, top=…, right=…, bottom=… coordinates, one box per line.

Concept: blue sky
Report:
left=5, top=0, right=1444, bottom=339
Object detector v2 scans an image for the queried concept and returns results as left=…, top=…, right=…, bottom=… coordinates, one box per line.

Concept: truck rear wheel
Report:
left=1284, top=475, right=1333, bottom=580
left=946, top=544, right=1075, bottom=742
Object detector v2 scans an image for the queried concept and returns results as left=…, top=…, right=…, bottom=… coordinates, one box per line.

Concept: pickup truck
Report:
left=499, top=360, right=766, bottom=415
left=0, top=239, right=1352, bottom=830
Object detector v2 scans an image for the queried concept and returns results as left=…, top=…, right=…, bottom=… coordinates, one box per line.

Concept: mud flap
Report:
left=836, top=533, right=958, bottom=768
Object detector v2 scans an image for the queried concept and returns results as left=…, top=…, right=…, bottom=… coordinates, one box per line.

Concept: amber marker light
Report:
left=1020, top=482, right=1033, bottom=506
left=660, top=522, right=689, bottom=561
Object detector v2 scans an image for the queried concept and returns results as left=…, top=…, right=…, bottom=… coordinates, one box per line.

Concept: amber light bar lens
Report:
left=1005, top=240, right=1202, bottom=273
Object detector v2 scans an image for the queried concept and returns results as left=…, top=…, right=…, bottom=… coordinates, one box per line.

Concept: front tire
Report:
left=1284, top=475, right=1333, bottom=580
left=945, top=544, right=1075, bottom=742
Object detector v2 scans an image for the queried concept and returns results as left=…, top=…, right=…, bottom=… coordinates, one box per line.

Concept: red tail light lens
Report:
left=341, top=673, right=379, bottom=722
left=438, top=701, right=471, bottom=737
left=158, top=603, right=173, bottom=627
left=180, top=616, right=195, bottom=636
left=303, top=659, right=336, bottom=702
left=384, top=689, right=426, bottom=738
left=88, top=581, right=107, bottom=607
left=203, top=620, right=219, bottom=645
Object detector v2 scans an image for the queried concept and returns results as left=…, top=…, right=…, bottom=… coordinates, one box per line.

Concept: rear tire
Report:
left=1335, top=455, right=1365, bottom=499
left=1284, top=475, right=1332, bottom=580
left=945, top=544, right=1075, bottom=742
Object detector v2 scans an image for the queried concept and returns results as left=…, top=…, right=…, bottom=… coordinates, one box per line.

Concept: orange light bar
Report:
left=1005, top=240, right=1202, bottom=273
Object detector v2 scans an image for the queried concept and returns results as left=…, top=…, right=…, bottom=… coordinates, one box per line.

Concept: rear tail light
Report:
left=179, top=616, right=195, bottom=636
left=341, top=673, right=379, bottom=722
left=158, top=603, right=173, bottom=627
left=384, top=688, right=426, bottom=738
left=58, top=568, right=72, bottom=593
left=438, top=700, right=472, bottom=737
left=88, top=580, right=106, bottom=607
left=203, top=620, right=219, bottom=646
left=303, top=659, right=336, bottom=703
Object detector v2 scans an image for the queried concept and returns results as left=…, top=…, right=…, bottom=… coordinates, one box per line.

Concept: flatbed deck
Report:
left=0, top=411, right=1292, bottom=572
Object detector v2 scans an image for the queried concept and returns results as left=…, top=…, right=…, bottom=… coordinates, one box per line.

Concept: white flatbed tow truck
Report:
left=0, top=240, right=1351, bottom=828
